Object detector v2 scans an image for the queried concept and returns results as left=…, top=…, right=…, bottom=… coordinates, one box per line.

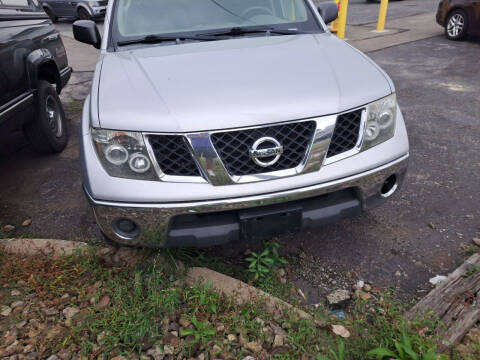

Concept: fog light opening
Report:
left=381, top=175, right=398, bottom=198
left=112, top=218, right=140, bottom=240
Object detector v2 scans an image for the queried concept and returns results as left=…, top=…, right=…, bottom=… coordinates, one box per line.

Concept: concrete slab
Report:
left=0, top=238, right=87, bottom=257
left=347, top=12, right=443, bottom=53
left=186, top=267, right=312, bottom=320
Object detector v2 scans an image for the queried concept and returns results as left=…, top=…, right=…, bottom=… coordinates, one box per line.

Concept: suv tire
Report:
left=44, top=7, right=58, bottom=23
left=445, top=9, right=468, bottom=41
left=25, top=80, right=68, bottom=153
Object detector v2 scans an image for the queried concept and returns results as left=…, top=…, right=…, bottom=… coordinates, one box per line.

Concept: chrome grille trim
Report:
left=187, top=116, right=336, bottom=185
left=143, top=109, right=366, bottom=185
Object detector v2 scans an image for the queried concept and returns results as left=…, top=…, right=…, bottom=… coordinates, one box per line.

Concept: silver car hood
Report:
left=97, top=33, right=392, bottom=132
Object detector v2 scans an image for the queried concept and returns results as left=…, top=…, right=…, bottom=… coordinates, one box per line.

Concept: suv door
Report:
left=56, top=0, right=76, bottom=16
left=0, top=17, right=28, bottom=106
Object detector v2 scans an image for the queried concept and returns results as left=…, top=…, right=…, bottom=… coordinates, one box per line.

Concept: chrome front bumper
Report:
left=86, top=154, right=408, bottom=247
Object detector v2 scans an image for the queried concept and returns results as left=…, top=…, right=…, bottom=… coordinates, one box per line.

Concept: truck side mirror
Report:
left=318, top=2, right=339, bottom=24
left=73, top=20, right=101, bottom=49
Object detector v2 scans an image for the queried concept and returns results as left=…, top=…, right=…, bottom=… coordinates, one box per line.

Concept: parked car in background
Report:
left=74, top=0, right=409, bottom=248
left=0, top=1, right=71, bottom=153
left=436, top=0, right=480, bottom=40
left=39, top=0, right=107, bottom=22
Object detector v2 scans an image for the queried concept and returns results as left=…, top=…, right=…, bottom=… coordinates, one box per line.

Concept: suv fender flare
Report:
left=42, top=3, right=53, bottom=12
left=76, top=4, right=92, bottom=16
left=26, top=49, right=61, bottom=93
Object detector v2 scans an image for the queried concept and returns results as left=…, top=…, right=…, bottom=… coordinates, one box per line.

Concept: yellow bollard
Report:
left=330, top=0, right=339, bottom=33
left=337, top=0, right=348, bottom=39
left=376, top=0, right=389, bottom=31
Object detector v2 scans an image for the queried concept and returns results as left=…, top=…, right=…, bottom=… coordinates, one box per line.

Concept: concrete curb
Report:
left=1, top=239, right=315, bottom=323
left=186, top=267, right=312, bottom=320
left=0, top=238, right=88, bottom=257
left=0, top=239, right=152, bottom=268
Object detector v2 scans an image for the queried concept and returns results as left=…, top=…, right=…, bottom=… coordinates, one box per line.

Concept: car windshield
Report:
left=112, top=0, right=322, bottom=45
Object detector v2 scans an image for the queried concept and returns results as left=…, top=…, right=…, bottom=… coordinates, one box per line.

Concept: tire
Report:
left=445, top=9, right=468, bottom=41
left=24, top=80, right=68, bottom=154
left=44, top=7, right=58, bottom=23
left=77, top=7, right=91, bottom=20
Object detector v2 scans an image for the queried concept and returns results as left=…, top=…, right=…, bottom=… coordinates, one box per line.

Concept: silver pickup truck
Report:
left=74, top=0, right=409, bottom=248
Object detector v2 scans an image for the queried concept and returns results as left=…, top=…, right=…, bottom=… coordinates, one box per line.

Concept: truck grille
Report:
left=327, top=109, right=363, bottom=158
left=148, top=135, right=200, bottom=176
left=211, top=121, right=316, bottom=176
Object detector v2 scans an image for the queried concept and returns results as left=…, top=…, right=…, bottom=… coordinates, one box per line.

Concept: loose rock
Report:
left=11, top=289, right=21, bottom=296
left=1, top=306, right=12, bottom=316
left=3, top=224, right=15, bottom=232
left=473, top=237, right=480, bottom=247
left=163, top=345, right=174, bottom=355
left=245, top=341, right=263, bottom=353
left=95, top=295, right=111, bottom=310
left=429, top=275, right=448, bottom=285
left=11, top=300, right=24, bottom=309
left=146, top=345, right=164, bottom=360
left=326, top=289, right=350, bottom=306
left=332, top=324, right=350, bottom=338
left=62, top=307, right=80, bottom=319
left=44, top=307, right=58, bottom=316
left=22, top=219, right=32, bottom=227
left=357, top=291, right=372, bottom=300
left=355, top=280, right=364, bottom=290
left=15, top=320, right=27, bottom=329
left=179, top=316, right=191, bottom=327
left=273, top=334, right=284, bottom=347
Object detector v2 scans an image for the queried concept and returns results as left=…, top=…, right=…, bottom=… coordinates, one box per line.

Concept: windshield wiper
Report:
left=117, top=34, right=217, bottom=46
left=206, top=27, right=305, bottom=37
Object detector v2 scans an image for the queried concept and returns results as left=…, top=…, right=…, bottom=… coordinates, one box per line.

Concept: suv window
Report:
left=113, top=0, right=322, bottom=43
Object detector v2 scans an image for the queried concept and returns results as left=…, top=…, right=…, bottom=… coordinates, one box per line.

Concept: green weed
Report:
left=181, top=315, right=216, bottom=345
left=367, top=332, right=446, bottom=360
left=245, top=241, right=287, bottom=280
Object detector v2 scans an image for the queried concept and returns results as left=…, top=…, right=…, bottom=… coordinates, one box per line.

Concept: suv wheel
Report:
left=445, top=10, right=468, bottom=41
left=44, top=7, right=58, bottom=23
left=78, top=7, right=91, bottom=20
left=24, top=80, right=68, bottom=153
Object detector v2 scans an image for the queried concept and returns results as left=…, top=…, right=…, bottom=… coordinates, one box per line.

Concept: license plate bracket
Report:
left=239, top=205, right=302, bottom=241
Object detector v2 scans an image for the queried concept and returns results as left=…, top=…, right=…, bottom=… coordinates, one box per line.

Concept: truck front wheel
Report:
left=24, top=80, right=68, bottom=153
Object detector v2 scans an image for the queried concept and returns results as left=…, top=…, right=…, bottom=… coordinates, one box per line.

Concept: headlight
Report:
left=361, top=94, right=397, bottom=151
left=88, top=1, right=100, bottom=6
left=91, top=129, right=157, bottom=180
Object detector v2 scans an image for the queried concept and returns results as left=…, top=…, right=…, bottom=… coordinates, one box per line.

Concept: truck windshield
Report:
left=112, top=0, right=322, bottom=45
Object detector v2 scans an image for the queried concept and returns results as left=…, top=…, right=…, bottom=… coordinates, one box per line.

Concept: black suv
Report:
left=0, top=1, right=71, bottom=153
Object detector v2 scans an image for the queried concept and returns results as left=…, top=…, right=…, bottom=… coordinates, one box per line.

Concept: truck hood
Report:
left=97, top=33, right=392, bottom=132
